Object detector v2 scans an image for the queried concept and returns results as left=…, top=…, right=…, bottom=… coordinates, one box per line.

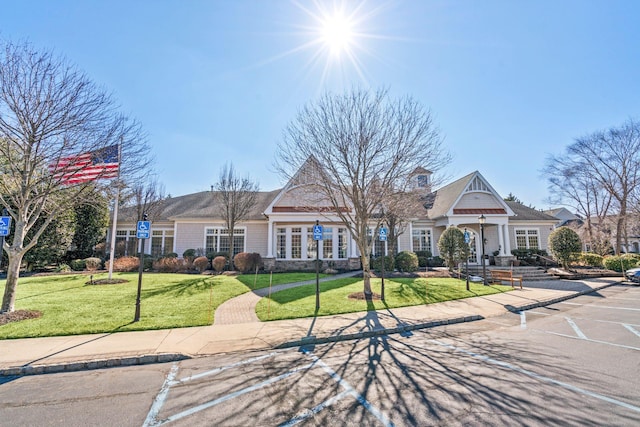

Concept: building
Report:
left=110, top=167, right=558, bottom=270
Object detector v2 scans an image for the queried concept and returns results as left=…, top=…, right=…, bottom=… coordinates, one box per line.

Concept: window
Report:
left=205, top=227, right=245, bottom=256
left=276, top=228, right=286, bottom=259
left=151, top=230, right=174, bottom=257
left=515, top=229, right=539, bottom=250
left=306, top=227, right=316, bottom=259
left=323, top=227, right=333, bottom=258
left=417, top=174, right=430, bottom=188
left=412, top=228, right=432, bottom=252
left=291, top=228, right=302, bottom=259
left=465, top=176, right=490, bottom=192
left=338, top=228, right=348, bottom=259
left=115, top=230, right=138, bottom=256
left=205, top=229, right=219, bottom=254
left=275, top=225, right=349, bottom=260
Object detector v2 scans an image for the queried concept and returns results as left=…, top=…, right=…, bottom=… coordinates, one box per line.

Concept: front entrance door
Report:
left=467, top=232, right=478, bottom=264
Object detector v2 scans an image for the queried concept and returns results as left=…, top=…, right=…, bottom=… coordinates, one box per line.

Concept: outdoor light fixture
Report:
left=478, top=214, right=487, bottom=285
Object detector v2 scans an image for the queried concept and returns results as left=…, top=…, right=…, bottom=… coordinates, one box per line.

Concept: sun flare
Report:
left=321, top=13, right=354, bottom=56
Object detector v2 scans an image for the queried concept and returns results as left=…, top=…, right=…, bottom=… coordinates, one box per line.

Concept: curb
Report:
left=277, top=281, right=622, bottom=349
left=276, top=315, right=484, bottom=349
left=0, top=353, right=190, bottom=378
left=503, top=281, right=619, bottom=313
left=1, top=281, right=625, bottom=377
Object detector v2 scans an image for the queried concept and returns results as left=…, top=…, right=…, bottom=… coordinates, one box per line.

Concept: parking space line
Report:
left=623, top=324, right=640, bottom=339
left=527, top=310, right=551, bottom=316
left=172, top=352, right=278, bottom=384
left=429, top=340, right=640, bottom=414
left=279, top=389, right=352, bottom=427
left=560, top=302, right=640, bottom=311
left=520, top=311, right=526, bottom=329
left=143, top=363, right=179, bottom=427
left=536, top=330, right=640, bottom=351
left=301, top=349, right=394, bottom=427
left=157, top=362, right=315, bottom=425
left=565, top=317, right=587, bottom=339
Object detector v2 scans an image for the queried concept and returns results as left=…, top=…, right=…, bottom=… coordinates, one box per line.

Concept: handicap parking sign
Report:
left=0, top=216, right=10, bottom=237
left=137, top=220, right=151, bottom=239
left=379, top=227, right=387, bottom=241
left=313, top=224, right=323, bottom=241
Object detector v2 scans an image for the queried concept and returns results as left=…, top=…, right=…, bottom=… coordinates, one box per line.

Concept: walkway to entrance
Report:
left=214, top=270, right=362, bottom=325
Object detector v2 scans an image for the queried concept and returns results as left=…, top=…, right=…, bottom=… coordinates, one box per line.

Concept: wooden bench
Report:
left=489, top=269, right=523, bottom=289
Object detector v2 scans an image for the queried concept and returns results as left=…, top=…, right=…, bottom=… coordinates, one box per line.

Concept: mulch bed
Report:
left=0, top=309, right=42, bottom=326
left=348, top=292, right=383, bottom=301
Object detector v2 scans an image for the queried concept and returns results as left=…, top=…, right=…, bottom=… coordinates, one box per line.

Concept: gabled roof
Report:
left=425, top=171, right=515, bottom=218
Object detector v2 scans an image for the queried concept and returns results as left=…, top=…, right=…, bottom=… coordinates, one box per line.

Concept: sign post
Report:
left=313, top=221, right=323, bottom=311
left=379, top=226, right=387, bottom=301
left=134, top=215, right=150, bottom=322
left=464, top=228, right=470, bottom=291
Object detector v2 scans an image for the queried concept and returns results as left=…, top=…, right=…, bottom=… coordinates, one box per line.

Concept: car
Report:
left=625, top=267, right=640, bottom=282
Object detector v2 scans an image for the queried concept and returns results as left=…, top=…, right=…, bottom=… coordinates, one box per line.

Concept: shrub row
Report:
left=70, top=257, right=103, bottom=271
left=602, top=253, right=640, bottom=272
left=371, top=251, right=442, bottom=273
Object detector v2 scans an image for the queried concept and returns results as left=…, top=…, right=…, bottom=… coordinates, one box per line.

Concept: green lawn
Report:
left=256, top=277, right=513, bottom=321
left=235, top=272, right=327, bottom=290
left=0, top=271, right=324, bottom=339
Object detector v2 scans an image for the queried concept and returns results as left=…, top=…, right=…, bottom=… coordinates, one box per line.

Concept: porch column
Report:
left=502, top=224, right=511, bottom=255
left=497, top=224, right=505, bottom=255
left=266, top=219, right=274, bottom=258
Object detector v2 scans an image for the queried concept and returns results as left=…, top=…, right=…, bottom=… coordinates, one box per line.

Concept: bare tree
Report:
left=0, top=41, right=151, bottom=313
left=126, top=176, right=166, bottom=222
left=213, top=163, right=259, bottom=270
left=544, top=155, right=613, bottom=255
left=276, top=88, right=450, bottom=297
left=545, top=119, right=640, bottom=254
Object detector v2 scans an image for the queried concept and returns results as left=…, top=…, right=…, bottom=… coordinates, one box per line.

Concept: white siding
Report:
left=456, top=192, right=502, bottom=210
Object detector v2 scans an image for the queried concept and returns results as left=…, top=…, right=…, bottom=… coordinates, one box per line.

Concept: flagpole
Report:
left=107, top=139, right=122, bottom=280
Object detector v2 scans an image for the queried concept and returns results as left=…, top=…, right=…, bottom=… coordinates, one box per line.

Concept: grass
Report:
left=235, top=272, right=326, bottom=290
left=256, top=277, right=513, bottom=321
left=0, top=271, right=327, bottom=339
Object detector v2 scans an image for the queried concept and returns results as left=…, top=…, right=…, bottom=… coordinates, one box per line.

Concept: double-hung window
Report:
left=515, top=229, right=539, bottom=250
left=412, top=228, right=432, bottom=253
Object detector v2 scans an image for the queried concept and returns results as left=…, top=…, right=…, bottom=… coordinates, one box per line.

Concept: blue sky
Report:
left=2, top=0, right=639, bottom=210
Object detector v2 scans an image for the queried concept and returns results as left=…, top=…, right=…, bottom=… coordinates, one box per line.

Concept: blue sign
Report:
left=137, top=220, right=151, bottom=239
left=379, top=227, right=388, bottom=241
left=313, top=224, right=323, bottom=240
left=464, top=231, right=470, bottom=244
left=0, top=216, right=10, bottom=237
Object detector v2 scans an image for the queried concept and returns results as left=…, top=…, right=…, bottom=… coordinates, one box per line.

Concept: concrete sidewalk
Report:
left=0, top=277, right=623, bottom=376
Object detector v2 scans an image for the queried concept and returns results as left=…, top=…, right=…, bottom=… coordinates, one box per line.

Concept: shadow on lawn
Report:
left=141, top=277, right=215, bottom=298
left=267, top=278, right=361, bottom=304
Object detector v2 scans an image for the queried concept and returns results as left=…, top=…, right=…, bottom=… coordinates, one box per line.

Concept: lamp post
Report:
left=479, top=214, right=487, bottom=285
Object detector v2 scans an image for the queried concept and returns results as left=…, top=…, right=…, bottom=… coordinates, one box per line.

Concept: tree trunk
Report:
left=361, top=253, right=372, bottom=297
left=1, top=253, right=23, bottom=313
left=228, top=228, right=235, bottom=271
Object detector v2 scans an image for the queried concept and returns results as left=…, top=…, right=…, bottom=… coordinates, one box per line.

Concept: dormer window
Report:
left=417, top=174, right=430, bottom=188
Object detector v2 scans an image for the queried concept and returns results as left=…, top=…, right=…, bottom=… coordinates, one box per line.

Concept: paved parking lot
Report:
left=1, top=284, right=638, bottom=426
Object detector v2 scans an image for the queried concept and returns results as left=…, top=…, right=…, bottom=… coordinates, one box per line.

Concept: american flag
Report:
left=50, top=144, right=120, bottom=184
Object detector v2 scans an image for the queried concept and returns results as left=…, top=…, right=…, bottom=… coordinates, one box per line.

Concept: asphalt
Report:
left=0, top=275, right=626, bottom=377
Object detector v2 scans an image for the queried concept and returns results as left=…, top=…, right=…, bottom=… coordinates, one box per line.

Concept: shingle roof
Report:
left=118, top=189, right=282, bottom=222
left=425, top=171, right=476, bottom=218
left=506, top=201, right=558, bottom=221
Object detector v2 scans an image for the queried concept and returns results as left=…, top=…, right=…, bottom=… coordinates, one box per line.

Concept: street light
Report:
left=479, top=214, right=487, bottom=285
